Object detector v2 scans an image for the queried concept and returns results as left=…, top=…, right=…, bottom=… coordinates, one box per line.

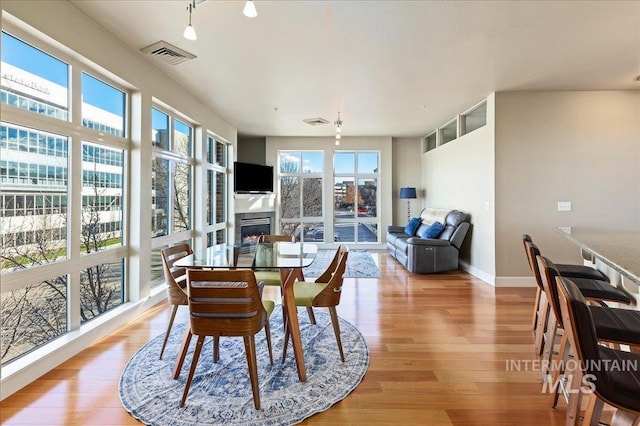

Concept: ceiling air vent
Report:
left=140, top=41, right=196, bottom=65
left=303, top=117, right=329, bottom=126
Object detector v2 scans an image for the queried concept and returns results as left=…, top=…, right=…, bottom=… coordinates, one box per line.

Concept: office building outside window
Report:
left=1, top=30, right=129, bottom=365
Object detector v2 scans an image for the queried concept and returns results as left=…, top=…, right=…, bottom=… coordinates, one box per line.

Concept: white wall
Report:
left=495, top=91, right=640, bottom=282
left=421, top=94, right=496, bottom=283
left=391, top=137, right=423, bottom=224
left=265, top=136, right=392, bottom=249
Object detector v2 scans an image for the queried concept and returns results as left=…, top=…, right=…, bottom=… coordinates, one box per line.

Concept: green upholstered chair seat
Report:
left=254, top=270, right=282, bottom=286
left=292, top=281, right=328, bottom=306
left=262, top=299, right=275, bottom=316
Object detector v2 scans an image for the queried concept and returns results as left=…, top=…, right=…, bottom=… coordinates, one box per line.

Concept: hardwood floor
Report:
left=1, top=251, right=605, bottom=425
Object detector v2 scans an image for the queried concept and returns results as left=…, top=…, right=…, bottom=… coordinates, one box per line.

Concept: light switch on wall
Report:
left=557, top=201, right=572, bottom=211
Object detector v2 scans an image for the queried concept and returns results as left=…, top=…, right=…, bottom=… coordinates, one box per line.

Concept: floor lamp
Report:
left=399, top=187, right=417, bottom=222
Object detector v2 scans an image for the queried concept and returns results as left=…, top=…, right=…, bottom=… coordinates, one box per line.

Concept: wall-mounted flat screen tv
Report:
left=234, top=161, right=274, bottom=193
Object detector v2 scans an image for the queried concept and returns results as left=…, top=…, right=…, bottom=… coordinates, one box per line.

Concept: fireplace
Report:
left=235, top=211, right=275, bottom=253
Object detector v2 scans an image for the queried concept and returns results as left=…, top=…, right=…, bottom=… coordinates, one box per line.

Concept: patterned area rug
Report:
left=119, top=309, right=369, bottom=425
left=303, top=249, right=381, bottom=278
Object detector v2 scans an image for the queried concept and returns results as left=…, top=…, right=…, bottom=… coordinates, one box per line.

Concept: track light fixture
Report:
left=335, top=112, right=342, bottom=145
left=183, top=1, right=256, bottom=40
left=183, top=1, right=197, bottom=41
left=243, top=0, right=258, bottom=18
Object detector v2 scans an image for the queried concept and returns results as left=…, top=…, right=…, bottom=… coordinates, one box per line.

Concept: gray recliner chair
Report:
left=386, top=209, right=470, bottom=273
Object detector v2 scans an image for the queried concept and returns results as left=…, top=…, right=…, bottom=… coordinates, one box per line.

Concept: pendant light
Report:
left=243, top=0, right=258, bottom=18
left=183, top=1, right=197, bottom=41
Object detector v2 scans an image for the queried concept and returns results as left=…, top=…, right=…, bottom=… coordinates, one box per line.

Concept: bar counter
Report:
left=559, top=227, right=640, bottom=299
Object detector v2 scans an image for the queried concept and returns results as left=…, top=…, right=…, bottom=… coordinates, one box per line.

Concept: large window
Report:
left=1, top=30, right=129, bottom=365
left=150, top=107, right=194, bottom=286
left=0, top=125, right=69, bottom=265
left=1, top=32, right=68, bottom=121
left=150, top=107, right=193, bottom=239
left=81, top=141, right=124, bottom=255
left=81, top=72, right=126, bottom=137
left=333, top=152, right=379, bottom=243
left=205, top=135, right=229, bottom=247
left=278, top=151, right=324, bottom=242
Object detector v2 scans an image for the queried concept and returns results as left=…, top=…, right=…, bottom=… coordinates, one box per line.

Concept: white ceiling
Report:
left=70, top=0, right=640, bottom=138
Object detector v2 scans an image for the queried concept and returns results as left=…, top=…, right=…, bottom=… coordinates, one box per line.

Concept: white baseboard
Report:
left=494, top=276, right=537, bottom=287
left=459, top=261, right=495, bottom=286
left=459, top=261, right=536, bottom=288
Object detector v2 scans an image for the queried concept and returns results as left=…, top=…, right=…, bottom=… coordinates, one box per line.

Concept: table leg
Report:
left=282, top=267, right=307, bottom=382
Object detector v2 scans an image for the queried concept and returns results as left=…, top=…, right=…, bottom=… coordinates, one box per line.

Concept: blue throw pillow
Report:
left=419, top=221, right=445, bottom=239
left=404, top=217, right=421, bottom=236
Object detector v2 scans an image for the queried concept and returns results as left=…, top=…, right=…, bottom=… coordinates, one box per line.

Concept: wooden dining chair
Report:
left=556, top=277, right=640, bottom=426
left=159, top=243, right=193, bottom=359
left=282, top=244, right=349, bottom=362
left=173, top=269, right=275, bottom=409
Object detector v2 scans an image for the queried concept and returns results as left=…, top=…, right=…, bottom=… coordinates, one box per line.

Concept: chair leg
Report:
left=328, top=307, right=345, bottom=362
left=264, top=320, right=273, bottom=365
left=160, top=304, right=180, bottom=360
left=180, top=335, right=205, bottom=408
left=532, top=286, right=541, bottom=331
left=306, top=307, right=316, bottom=325
left=549, top=332, right=570, bottom=408
left=243, top=335, right=261, bottom=410
left=541, top=316, right=559, bottom=380
left=534, top=293, right=549, bottom=355
left=582, top=393, right=604, bottom=426
left=564, top=360, right=583, bottom=426
left=281, top=304, right=288, bottom=332
left=213, top=336, right=220, bottom=363
left=282, top=319, right=290, bottom=363
left=540, top=318, right=558, bottom=382
left=172, top=328, right=193, bottom=379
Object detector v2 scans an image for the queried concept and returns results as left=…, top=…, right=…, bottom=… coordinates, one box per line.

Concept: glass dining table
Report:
left=175, top=241, right=318, bottom=382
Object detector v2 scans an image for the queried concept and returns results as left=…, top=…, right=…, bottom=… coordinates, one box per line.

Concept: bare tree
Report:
left=173, top=163, right=191, bottom=232
left=152, top=157, right=169, bottom=237
left=279, top=159, right=301, bottom=220
left=1, top=210, right=69, bottom=363
left=1, top=173, right=123, bottom=363
left=79, top=176, right=122, bottom=323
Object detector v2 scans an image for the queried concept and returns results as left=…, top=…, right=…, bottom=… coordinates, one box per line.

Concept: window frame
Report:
left=149, top=103, right=195, bottom=249
left=204, top=133, right=230, bottom=247
left=0, top=24, right=131, bottom=365
left=333, top=150, right=380, bottom=244
left=277, top=150, right=325, bottom=242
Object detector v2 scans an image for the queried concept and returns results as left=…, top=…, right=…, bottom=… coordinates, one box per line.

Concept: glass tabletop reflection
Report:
left=174, top=242, right=318, bottom=270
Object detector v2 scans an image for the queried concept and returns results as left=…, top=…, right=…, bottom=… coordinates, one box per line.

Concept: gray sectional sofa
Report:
left=386, top=208, right=470, bottom=273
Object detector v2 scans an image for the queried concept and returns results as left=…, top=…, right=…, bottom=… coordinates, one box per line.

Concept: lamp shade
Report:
left=183, top=24, right=197, bottom=41
left=243, top=0, right=257, bottom=18
left=399, top=187, right=417, bottom=199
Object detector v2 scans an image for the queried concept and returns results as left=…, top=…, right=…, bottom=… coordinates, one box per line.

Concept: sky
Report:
left=280, top=151, right=378, bottom=174
left=2, top=32, right=125, bottom=116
